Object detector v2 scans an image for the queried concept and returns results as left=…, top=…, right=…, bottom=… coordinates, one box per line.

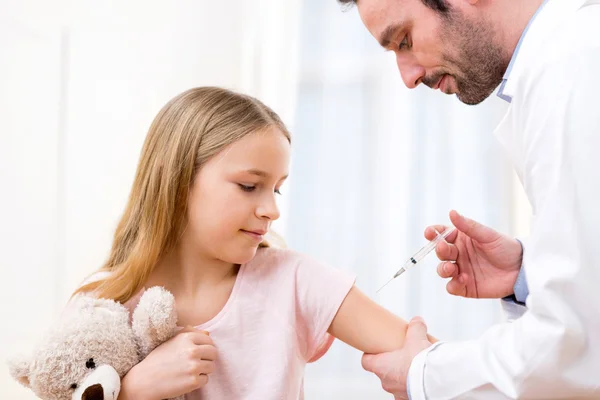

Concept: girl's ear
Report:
left=8, top=354, right=32, bottom=388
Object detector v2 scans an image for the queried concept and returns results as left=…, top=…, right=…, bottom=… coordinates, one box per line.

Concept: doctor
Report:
left=338, top=0, right=600, bottom=398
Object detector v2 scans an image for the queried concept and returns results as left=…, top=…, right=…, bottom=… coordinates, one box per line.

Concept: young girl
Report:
left=76, top=87, right=419, bottom=399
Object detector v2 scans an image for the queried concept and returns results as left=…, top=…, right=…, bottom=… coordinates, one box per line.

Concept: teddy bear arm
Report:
left=132, top=286, right=178, bottom=357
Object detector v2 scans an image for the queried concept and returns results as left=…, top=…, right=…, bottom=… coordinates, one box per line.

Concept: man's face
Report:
left=357, top=0, right=510, bottom=105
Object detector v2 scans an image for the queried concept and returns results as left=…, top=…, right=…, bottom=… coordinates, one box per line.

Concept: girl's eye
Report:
left=399, top=36, right=410, bottom=50
left=239, top=184, right=256, bottom=192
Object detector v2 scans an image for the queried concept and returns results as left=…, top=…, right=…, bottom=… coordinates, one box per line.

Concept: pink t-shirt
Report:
left=123, top=247, right=356, bottom=399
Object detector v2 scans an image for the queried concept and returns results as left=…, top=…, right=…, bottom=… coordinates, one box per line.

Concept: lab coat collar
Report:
left=498, top=0, right=589, bottom=101
left=496, top=0, right=549, bottom=103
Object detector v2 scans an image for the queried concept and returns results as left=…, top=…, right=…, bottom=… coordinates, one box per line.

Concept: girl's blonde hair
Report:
left=75, top=87, right=290, bottom=303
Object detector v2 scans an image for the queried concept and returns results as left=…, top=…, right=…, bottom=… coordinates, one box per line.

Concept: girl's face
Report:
left=185, top=127, right=290, bottom=264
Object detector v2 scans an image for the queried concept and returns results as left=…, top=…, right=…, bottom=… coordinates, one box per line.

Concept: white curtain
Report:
left=287, top=1, right=514, bottom=398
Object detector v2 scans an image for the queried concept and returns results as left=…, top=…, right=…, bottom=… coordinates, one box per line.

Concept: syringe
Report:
left=376, top=226, right=456, bottom=293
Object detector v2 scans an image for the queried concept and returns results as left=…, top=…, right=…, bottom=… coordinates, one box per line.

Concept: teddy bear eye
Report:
left=86, top=358, right=96, bottom=369
left=70, top=383, right=78, bottom=390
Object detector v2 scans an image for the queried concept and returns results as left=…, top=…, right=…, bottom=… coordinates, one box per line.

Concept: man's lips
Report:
left=434, top=75, right=446, bottom=90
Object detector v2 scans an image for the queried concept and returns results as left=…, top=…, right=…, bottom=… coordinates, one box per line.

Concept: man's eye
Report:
left=239, top=184, right=256, bottom=192
left=399, top=36, right=410, bottom=50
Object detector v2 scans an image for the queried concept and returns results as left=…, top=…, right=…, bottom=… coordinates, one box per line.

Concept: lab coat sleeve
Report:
left=407, top=49, right=600, bottom=399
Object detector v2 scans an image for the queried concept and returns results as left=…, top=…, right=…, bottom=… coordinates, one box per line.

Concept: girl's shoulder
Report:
left=245, top=246, right=355, bottom=287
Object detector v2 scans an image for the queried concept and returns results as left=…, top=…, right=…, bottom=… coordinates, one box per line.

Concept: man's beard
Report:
left=424, top=11, right=510, bottom=105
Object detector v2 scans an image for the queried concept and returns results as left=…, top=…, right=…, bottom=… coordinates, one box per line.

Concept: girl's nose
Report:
left=256, top=195, right=280, bottom=220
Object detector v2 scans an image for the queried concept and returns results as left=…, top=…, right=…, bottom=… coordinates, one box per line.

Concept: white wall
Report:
left=1, top=1, right=287, bottom=397
left=1, top=9, right=62, bottom=399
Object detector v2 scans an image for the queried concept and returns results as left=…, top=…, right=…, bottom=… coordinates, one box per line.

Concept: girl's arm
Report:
left=328, top=286, right=437, bottom=354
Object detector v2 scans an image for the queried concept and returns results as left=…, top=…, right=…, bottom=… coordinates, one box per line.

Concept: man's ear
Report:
left=7, top=354, right=32, bottom=388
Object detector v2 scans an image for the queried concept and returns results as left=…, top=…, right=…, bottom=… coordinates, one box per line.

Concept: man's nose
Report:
left=396, top=54, right=425, bottom=89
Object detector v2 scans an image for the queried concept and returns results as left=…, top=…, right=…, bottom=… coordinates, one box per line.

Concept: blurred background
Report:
left=1, top=0, right=532, bottom=398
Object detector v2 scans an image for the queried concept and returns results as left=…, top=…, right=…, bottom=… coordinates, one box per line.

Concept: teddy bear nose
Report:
left=81, top=383, right=104, bottom=400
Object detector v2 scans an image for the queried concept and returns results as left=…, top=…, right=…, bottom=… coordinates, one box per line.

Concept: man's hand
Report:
left=361, top=317, right=433, bottom=400
left=426, top=210, right=523, bottom=299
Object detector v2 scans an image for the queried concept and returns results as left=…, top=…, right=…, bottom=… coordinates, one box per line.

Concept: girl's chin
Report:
left=222, top=245, right=260, bottom=265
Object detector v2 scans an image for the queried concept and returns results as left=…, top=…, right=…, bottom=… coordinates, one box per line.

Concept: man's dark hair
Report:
left=338, top=0, right=450, bottom=14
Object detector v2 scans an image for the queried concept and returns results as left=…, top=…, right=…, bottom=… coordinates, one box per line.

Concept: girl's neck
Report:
left=151, top=244, right=238, bottom=299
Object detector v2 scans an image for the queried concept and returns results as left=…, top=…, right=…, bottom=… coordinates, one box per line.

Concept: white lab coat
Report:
left=407, top=0, right=600, bottom=398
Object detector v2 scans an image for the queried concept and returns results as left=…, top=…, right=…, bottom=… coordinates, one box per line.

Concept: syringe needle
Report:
left=394, top=267, right=407, bottom=278
left=376, top=277, right=395, bottom=293
left=376, top=267, right=407, bottom=293
left=375, top=226, right=454, bottom=294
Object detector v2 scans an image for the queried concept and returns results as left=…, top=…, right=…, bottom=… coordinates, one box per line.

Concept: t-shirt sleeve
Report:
left=292, top=253, right=356, bottom=363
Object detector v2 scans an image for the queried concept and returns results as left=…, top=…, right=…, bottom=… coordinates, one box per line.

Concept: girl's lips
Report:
left=241, top=230, right=265, bottom=240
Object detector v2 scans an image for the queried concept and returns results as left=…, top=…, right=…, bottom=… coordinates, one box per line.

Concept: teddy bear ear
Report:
left=7, top=355, right=32, bottom=388
left=69, top=293, right=99, bottom=308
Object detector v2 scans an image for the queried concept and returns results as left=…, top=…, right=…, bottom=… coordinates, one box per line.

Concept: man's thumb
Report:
left=406, top=316, right=428, bottom=343
left=361, top=353, right=379, bottom=374
left=449, top=210, right=495, bottom=242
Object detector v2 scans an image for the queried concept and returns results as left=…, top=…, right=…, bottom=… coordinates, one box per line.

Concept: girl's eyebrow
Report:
left=242, top=168, right=289, bottom=180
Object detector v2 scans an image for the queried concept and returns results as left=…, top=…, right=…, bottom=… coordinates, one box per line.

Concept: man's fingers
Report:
left=435, top=240, right=459, bottom=262
left=405, top=316, right=428, bottom=343
left=424, top=225, right=447, bottom=240
left=449, top=210, right=496, bottom=243
left=424, top=225, right=458, bottom=243
left=437, top=261, right=458, bottom=279
left=446, top=278, right=467, bottom=297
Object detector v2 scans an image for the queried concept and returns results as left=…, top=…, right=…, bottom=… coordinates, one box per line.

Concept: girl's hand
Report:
left=119, top=327, right=217, bottom=400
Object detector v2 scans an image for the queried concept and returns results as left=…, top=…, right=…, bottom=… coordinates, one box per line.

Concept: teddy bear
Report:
left=8, top=286, right=184, bottom=400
